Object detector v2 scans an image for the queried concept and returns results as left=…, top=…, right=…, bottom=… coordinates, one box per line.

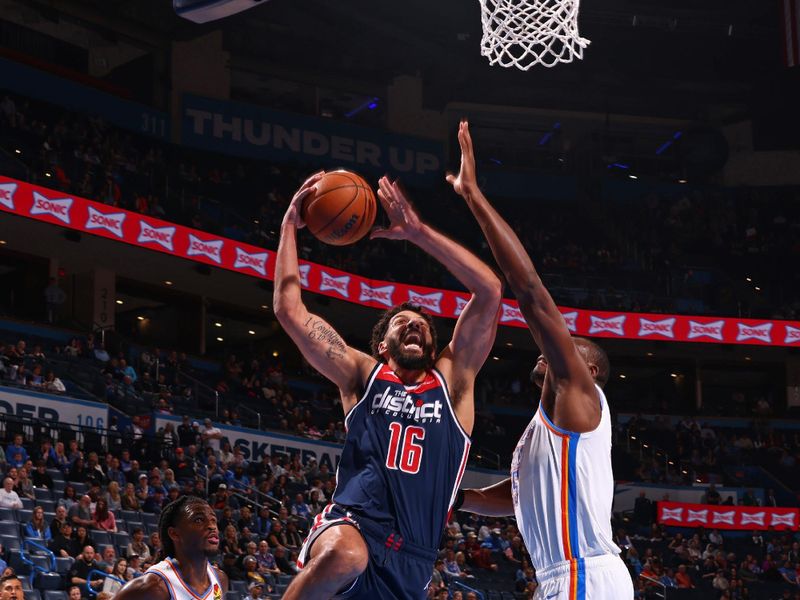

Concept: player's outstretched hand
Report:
left=370, top=176, right=423, bottom=242
left=446, top=120, right=478, bottom=198
left=282, top=170, right=325, bottom=229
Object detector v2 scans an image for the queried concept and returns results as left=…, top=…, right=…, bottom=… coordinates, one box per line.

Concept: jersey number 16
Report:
left=385, top=422, right=425, bottom=474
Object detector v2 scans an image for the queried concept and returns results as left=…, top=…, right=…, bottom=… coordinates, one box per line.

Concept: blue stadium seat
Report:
left=34, top=488, right=53, bottom=502
left=68, top=482, right=88, bottom=495
left=90, top=530, right=112, bottom=547
left=34, top=572, right=62, bottom=590
left=113, top=531, right=131, bottom=547
left=275, top=584, right=287, bottom=596
left=47, top=469, right=65, bottom=482
left=9, top=551, right=31, bottom=575
left=0, top=534, right=21, bottom=551
left=142, top=513, right=159, bottom=527
left=225, top=593, right=241, bottom=600
left=0, top=508, right=14, bottom=521
left=20, top=498, right=34, bottom=510
left=15, top=508, right=33, bottom=523
left=44, top=592, right=67, bottom=600
left=230, top=581, right=248, bottom=595
left=120, top=510, right=140, bottom=523
left=0, top=521, right=19, bottom=536
left=53, top=481, right=66, bottom=494
left=20, top=578, right=32, bottom=592
left=55, top=557, right=73, bottom=573
left=30, top=555, right=51, bottom=571
left=38, top=500, right=56, bottom=513
left=126, top=521, right=143, bottom=533
left=27, top=591, right=42, bottom=600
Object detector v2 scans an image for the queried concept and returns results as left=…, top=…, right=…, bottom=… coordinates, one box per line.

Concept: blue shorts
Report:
left=297, top=503, right=438, bottom=600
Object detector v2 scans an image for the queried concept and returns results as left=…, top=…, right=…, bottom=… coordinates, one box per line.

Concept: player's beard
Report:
left=386, top=336, right=435, bottom=371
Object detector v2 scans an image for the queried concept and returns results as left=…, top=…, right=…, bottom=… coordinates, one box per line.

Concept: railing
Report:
left=449, top=579, right=485, bottom=600
left=86, top=569, right=126, bottom=597
left=471, top=446, right=502, bottom=470
left=21, top=539, right=56, bottom=586
left=199, top=461, right=282, bottom=517
left=639, top=573, right=667, bottom=599
left=236, top=403, right=262, bottom=431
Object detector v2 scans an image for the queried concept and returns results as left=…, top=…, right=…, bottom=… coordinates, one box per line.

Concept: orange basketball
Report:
left=301, top=170, right=377, bottom=246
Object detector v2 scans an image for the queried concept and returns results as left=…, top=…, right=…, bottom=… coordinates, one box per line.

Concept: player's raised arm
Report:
left=273, top=172, right=374, bottom=409
left=447, top=121, right=599, bottom=433
left=371, top=177, right=502, bottom=434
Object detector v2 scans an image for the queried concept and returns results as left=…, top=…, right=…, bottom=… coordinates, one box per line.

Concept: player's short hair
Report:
left=159, top=495, right=205, bottom=560
left=369, top=302, right=437, bottom=360
left=573, top=337, right=610, bottom=387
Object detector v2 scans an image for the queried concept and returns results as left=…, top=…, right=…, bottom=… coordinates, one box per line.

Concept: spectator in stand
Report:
left=14, top=468, right=34, bottom=501
left=50, top=505, right=68, bottom=539
left=201, top=418, right=223, bottom=456
left=4, top=435, right=28, bottom=465
left=148, top=532, right=162, bottom=558
left=121, top=483, right=140, bottom=511
left=125, top=527, right=151, bottom=561
left=675, top=564, right=695, bottom=589
left=177, top=415, right=198, bottom=448
left=101, top=559, right=130, bottom=595
left=92, top=498, right=117, bottom=532
left=68, top=495, right=94, bottom=528
left=254, top=540, right=281, bottom=583
left=32, top=460, right=54, bottom=489
left=25, top=506, right=52, bottom=541
left=272, top=546, right=296, bottom=575
left=0, top=478, right=22, bottom=509
left=44, top=371, right=66, bottom=393
left=68, top=546, right=103, bottom=599
left=704, top=484, right=721, bottom=505
left=50, top=521, right=75, bottom=558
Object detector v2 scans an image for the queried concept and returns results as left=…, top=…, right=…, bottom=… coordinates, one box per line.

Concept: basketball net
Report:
left=478, top=0, right=590, bottom=70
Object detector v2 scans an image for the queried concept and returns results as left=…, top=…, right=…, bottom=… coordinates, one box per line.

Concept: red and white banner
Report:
left=784, top=0, right=800, bottom=67
left=658, top=501, right=799, bottom=531
left=2, top=175, right=800, bottom=347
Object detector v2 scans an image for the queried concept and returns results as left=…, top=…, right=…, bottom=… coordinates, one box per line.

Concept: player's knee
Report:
left=314, top=543, right=368, bottom=581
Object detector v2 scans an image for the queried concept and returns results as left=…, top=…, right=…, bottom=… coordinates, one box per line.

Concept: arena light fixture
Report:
left=492, top=356, right=500, bottom=361
left=678, top=179, right=688, bottom=184
left=746, top=277, right=752, bottom=282
left=619, top=374, right=626, bottom=379
left=44, top=172, right=51, bottom=178
left=261, top=305, right=268, bottom=310
left=272, top=351, right=279, bottom=357
left=115, top=300, right=123, bottom=305
left=744, top=356, right=752, bottom=361
left=670, top=373, right=678, bottom=378
left=754, top=286, right=761, bottom=291
left=0, top=240, right=6, bottom=245
left=628, top=174, right=638, bottom=180
left=646, top=352, right=654, bottom=357
left=137, top=316, right=145, bottom=321
left=14, top=149, right=20, bottom=154
left=164, top=280, right=173, bottom=286
left=214, top=322, right=222, bottom=327
left=216, top=336, right=224, bottom=342
left=248, top=330, right=255, bottom=335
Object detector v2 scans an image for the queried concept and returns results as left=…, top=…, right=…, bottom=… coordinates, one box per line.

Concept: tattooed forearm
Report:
left=305, top=318, right=346, bottom=359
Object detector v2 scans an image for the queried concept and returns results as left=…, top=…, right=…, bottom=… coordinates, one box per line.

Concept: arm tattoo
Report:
left=304, top=317, right=346, bottom=359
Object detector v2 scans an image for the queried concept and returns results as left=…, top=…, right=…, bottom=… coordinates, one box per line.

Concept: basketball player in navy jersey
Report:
left=115, top=496, right=229, bottom=600
left=448, top=122, right=632, bottom=600
left=275, top=172, right=501, bottom=599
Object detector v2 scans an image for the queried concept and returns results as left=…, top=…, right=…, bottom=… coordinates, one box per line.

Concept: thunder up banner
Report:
left=180, top=94, right=443, bottom=187
left=2, top=175, right=800, bottom=347
left=0, top=385, right=108, bottom=430
left=658, top=501, right=799, bottom=531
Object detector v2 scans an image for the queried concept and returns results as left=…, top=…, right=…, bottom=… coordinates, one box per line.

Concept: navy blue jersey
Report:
left=333, top=362, right=471, bottom=551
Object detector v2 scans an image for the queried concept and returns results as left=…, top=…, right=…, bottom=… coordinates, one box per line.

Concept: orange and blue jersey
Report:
left=145, top=558, right=223, bottom=600
left=510, top=385, right=621, bottom=600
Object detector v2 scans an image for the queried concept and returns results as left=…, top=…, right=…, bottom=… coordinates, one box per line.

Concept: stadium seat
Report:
left=0, top=508, right=14, bottom=521
left=27, top=592, right=42, bottom=600
left=142, top=513, right=159, bottom=527
left=30, top=555, right=52, bottom=571
left=0, top=534, right=21, bottom=551
left=47, top=469, right=65, bottom=482
left=34, top=488, right=53, bottom=502
left=90, top=530, right=112, bottom=547
left=126, top=521, right=143, bottom=533
left=44, top=592, right=67, bottom=600
left=34, top=572, right=62, bottom=590
left=20, top=498, right=34, bottom=510
left=120, top=510, right=140, bottom=523
left=225, top=593, right=241, bottom=600
left=68, top=482, right=88, bottom=495
left=15, top=508, right=33, bottom=523
left=53, top=481, right=65, bottom=494
left=230, top=581, right=248, bottom=595
left=9, top=551, right=31, bottom=575
left=113, top=531, right=131, bottom=547
left=55, top=557, right=73, bottom=573
left=0, top=521, right=19, bottom=536
left=38, top=500, right=56, bottom=513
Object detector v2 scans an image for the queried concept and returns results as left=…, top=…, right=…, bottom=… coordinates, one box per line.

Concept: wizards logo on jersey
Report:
left=370, top=387, right=443, bottom=423
left=213, top=584, right=221, bottom=600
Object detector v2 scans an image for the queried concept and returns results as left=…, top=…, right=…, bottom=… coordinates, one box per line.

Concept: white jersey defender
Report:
left=145, top=558, right=224, bottom=600
left=511, top=385, right=633, bottom=600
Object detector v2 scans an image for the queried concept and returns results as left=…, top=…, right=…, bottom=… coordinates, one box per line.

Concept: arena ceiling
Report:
left=22, top=0, right=787, bottom=119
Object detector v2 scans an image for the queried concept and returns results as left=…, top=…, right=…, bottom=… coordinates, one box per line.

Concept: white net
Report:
left=478, top=0, right=590, bottom=70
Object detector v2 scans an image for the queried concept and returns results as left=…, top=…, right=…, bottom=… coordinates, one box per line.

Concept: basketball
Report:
left=301, top=170, right=377, bottom=246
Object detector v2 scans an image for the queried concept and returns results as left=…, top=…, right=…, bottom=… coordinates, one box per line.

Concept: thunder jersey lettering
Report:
left=511, top=385, right=620, bottom=572
left=333, top=363, right=470, bottom=550
left=146, top=558, right=223, bottom=600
